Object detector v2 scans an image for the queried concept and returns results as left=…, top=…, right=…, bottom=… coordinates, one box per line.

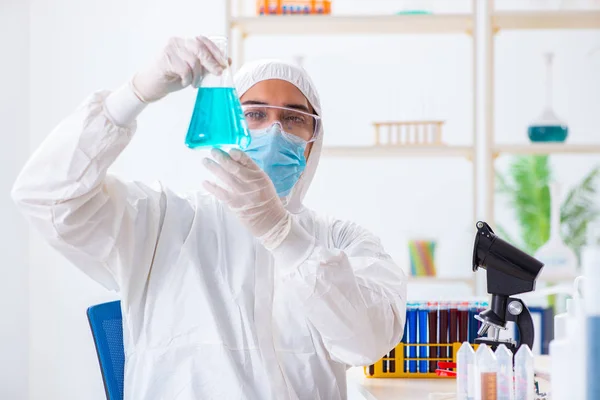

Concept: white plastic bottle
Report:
left=495, top=344, right=513, bottom=400
left=549, top=292, right=585, bottom=400
left=582, top=223, right=600, bottom=400
left=457, top=342, right=476, bottom=400
left=476, top=345, right=497, bottom=400
left=553, top=302, right=569, bottom=341
left=514, top=345, right=534, bottom=400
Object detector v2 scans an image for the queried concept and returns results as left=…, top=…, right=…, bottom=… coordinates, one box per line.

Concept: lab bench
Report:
left=346, top=356, right=551, bottom=400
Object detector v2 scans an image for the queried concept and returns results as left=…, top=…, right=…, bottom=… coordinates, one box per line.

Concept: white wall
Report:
left=0, top=1, right=30, bottom=398
left=10, top=0, right=600, bottom=398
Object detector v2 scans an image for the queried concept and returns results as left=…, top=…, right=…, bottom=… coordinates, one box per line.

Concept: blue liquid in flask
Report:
left=185, top=87, right=251, bottom=149
left=528, top=124, right=568, bottom=143
left=527, top=53, right=569, bottom=144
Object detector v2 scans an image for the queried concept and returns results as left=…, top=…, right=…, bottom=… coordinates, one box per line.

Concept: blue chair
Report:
left=87, top=301, right=125, bottom=400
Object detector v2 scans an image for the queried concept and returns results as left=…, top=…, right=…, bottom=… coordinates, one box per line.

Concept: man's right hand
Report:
left=131, top=36, right=228, bottom=103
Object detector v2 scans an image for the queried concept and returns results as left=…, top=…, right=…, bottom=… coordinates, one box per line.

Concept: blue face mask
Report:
left=244, top=123, right=307, bottom=197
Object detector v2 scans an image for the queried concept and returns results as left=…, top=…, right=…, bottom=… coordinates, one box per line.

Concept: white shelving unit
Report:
left=225, top=0, right=600, bottom=292
left=493, top=143, right=600, bottom=156
left=322, top=145, right=474, bottom=159
left=493, top=10, right=600, bottom=31
left=230, top=14, right=473, bottom=36
left=482, top=1, right=600, bottom=228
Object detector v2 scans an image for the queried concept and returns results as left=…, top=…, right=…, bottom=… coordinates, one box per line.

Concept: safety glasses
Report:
left=242, top=105, right=321, bottom=143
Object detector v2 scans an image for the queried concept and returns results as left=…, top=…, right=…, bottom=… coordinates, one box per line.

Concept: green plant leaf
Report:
left=503, top=155, right=552, bottom=253
left=496, top=155, right=600, bottom=263
left=561, top=166, right=600, bottom=261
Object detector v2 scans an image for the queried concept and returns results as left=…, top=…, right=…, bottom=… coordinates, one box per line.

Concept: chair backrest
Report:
left=87, top=301, right=125, bottom=400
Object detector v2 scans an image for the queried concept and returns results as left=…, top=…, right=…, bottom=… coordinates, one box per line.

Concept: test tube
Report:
left=476, top=344, right=498, bottom=400
left=401, top=314, right=408, bottom=372
left=456, top=342, right=476, bottom=400
left=495, top=344, right=514, bottom=400
left=389, top=348, right=396, bottom=373
left=382, top=348, right=395, bottom=374
left=458, top=302, right=469, bottom=343
left=449, top=303, right=459, bottom=359
left=468, top=303, right=479, bottom=344
left=382, top=349, right=388, bottom=373
left=428, top=302, right=439, bottom=372
left=418, top=304, right=429, bottom=373
left=514, top=345, right=534, bottom=400
left=407, top=303, right=418, bottom=373
left=438, top=302, right=449, bottom=361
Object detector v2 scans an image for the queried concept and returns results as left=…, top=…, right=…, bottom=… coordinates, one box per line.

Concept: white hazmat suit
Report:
left=13, top=56, right=407, bottom=399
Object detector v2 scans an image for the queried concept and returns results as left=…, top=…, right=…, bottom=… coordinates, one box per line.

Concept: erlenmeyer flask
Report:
left=527, top=52, right=569, bottom=142
left=185, top=37, right=251, bottom=149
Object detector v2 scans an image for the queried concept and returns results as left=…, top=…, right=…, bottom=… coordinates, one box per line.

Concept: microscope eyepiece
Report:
left=473, top=221, right=544, bottom=296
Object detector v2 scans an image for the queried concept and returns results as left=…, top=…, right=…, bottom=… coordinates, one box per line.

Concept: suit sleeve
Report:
left=273, top=217, right=407, bottom=366
left=11, top=88, right=164, bottom=293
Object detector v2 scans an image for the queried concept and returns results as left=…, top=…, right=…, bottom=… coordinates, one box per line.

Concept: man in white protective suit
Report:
left=12, top=35, right=407, bottom=400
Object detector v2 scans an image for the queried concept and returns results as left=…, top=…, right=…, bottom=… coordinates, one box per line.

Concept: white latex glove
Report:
left=132, top=36, right=228, bottom=103
left=202, top=148, right=291, bottom=250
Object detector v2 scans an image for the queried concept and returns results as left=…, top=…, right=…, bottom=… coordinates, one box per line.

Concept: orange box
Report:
left=256, top=0, right=332, bottom=15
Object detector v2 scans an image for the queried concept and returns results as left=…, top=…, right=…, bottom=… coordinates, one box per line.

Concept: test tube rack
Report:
left=365, top=342, right=479, bottom=379
left=256, top=0, right=332, bottom=15
left=365, top=301, right=486, bottom=379
left=373, top=121, right=445, bottom=146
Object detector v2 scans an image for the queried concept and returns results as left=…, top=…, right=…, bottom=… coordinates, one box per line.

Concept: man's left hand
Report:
left=203, top=148, right=291, bottom=249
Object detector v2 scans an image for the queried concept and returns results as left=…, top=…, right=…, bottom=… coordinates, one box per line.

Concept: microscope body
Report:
left=473, top=221, right=544, bottom=352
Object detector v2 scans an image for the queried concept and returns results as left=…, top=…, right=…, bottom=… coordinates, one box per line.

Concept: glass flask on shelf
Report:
left=527, top=52, right=569, bottom=143
left=185, top=37, right=251, bottom=150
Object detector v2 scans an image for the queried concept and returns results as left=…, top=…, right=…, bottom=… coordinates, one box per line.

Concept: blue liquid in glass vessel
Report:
left=528, top=124, right=568, bottom=142
left=185, top=87, right=251, bottom=149
left=527, top=53, right=569, bottom=144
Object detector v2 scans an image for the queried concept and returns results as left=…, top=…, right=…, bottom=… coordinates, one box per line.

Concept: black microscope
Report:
left=472, top=221, right=545, bottom=353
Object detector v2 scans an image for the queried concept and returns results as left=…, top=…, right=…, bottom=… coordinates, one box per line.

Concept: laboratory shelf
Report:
left=321, top=145, right=474, bottom=158
left=230, top=14, right=473, bottom=36
left=407, top=276, right=473, bottom=284
left=493, top=10, right=600, bottom=31
left=493, top=143, right=600, bottom=155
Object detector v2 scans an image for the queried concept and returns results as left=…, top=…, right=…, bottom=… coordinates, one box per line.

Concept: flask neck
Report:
left=544, top=53, right=554, bottom=111
left=201, top=67, right=234, bottom=89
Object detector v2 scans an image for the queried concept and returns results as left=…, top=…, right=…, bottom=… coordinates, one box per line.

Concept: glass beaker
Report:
left=527, top=52, right=569, bottom=143
left=185, top=37, right=251, bottom=150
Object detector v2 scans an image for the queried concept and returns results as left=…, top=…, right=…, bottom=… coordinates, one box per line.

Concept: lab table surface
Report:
left=346, top=356, right=551, bottom=400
